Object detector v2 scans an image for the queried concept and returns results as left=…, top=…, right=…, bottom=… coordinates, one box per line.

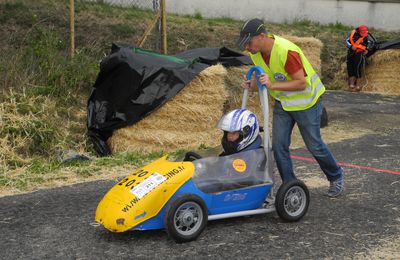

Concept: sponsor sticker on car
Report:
left=232, top=159, right=247, bottom=173
left=130, top=173, right=167, bottom=199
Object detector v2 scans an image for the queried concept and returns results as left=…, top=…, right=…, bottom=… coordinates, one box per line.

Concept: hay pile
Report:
left=362, top=49, right=400, bottom=95
left=335, top=49, right=400, bottom=95
left=108, top=65, right=228, bottom=153
left=285, top=35, right=323, bottom=76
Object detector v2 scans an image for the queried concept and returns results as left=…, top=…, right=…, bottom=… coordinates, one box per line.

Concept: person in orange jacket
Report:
left=345, top=25, right=376, bottom=92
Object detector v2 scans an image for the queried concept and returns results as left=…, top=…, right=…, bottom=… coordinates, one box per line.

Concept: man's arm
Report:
left=345, top=35, right=352, bottom=49
left=260, top=70, right=307, bottom=91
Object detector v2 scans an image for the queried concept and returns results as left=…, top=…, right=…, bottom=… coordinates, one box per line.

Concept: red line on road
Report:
left=290, top=155, right=400, bottom=175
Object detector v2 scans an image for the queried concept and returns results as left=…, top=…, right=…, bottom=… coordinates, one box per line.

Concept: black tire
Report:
left=275, top=179, right=310, bottom=222
left=164, top=194, right=208, bottom=243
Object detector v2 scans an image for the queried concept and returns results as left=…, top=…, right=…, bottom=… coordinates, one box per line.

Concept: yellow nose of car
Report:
left=95, top=155, right=195, bottom=232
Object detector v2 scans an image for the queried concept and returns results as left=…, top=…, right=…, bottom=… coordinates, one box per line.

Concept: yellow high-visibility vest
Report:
left=250, top=35, right=325, bottom=111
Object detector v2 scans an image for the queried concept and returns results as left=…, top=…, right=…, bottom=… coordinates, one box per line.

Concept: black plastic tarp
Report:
left=366, top=38, right=400, bottom=57
left=87, top=43, right=252, bottom=156
left=376, top=38, right=400, bottom=50
left=176, top=47, right=253, bottom=66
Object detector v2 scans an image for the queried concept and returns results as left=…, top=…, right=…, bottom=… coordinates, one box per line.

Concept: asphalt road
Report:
left=1, top=91, right=399, bottom=259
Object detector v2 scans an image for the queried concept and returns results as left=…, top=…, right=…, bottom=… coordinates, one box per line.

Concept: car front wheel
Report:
left=164, top=194, right=207, bottom=243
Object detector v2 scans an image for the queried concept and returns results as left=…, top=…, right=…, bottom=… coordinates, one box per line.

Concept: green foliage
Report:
left=26, top=160, right=61, bottom=175
left=0, top=149, right=172, bottom=190
left=0, top=93, right=60, bottom=159
left=194, top=11, right=203, bottom=20
left=19, top=26, right=98, bottom=96
left=110, top=24, right=137, bottom=37
left=328, top=22, right=352, bottom=33
left=207, top=17, right=238, bottom=26
left=0, top=2, right=29, bottom=23
left=93, top=151, right=165, bottom=167
left=198, top=144, right=211, bottom=150
left=0, top=175, right=8, bottom=187
left=77, top=0, right=154, bottom=19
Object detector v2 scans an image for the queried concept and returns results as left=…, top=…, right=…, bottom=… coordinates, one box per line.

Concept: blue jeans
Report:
left=272, top=99, right=343, bottom=182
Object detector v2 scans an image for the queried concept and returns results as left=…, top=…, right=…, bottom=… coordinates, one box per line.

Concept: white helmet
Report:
left=217, top=109, right=259, bottom=152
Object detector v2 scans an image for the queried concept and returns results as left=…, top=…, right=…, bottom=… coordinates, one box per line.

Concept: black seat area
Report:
left=194, top=177, right=264, bottom=194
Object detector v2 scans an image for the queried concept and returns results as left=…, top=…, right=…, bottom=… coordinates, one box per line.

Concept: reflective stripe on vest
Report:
left=349, top=29, right=366, bottom=53
left=276, top=73, right=321, bottom=98
left=279, top=80, right=324, bottom=107
left=250, top=35, right=325, bottom=111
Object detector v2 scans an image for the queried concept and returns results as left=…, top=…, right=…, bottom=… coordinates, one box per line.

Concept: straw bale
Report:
left=108, top=64, right=228, bottom=153
left=285, top=35, right=323, bottom=76
left=362, top=49, right=400, bottom=95
left=335, top=49, right=400, bottom=96
left=369, top=49, right=400, bottom=64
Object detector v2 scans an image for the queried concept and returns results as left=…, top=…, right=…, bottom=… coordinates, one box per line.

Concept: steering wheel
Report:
left=183, top=151, right=202, bottom=162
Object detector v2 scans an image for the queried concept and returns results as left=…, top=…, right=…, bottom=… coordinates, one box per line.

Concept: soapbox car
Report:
left=95, top=66, right=310, bottom=243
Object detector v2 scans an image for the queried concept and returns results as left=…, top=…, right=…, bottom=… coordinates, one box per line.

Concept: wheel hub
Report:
left=283, top=185, right=307, bottom=217
left=290, top=194, right=300, bottom=207
left=181, top=211, right=195, bottom=226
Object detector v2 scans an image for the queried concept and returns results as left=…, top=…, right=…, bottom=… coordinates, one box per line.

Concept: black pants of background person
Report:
left=347, top=51, right=367, bottom=78
left=346, top=50, right=366, bottom=91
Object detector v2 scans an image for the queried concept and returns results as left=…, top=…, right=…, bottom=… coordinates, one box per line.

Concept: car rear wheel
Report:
left=164, top=194, right=207, bottom=243
left=275, top=179, right=309, bottom=222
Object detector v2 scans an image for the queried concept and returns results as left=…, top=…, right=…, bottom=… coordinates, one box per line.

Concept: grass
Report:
left=0, top=149, right=187, bottom=195
left=1, top=0, right=400, bottom=194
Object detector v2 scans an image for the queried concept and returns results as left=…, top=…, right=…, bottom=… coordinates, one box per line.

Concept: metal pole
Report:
left=70, top=0, right=75, bottom=58
left=153, top=0, right=161, bottom=52
left=161, top=0, right=167, bottom=54
left=208, top=207, right=275, bottom=221
left=241, top=88, right=249, bottom=109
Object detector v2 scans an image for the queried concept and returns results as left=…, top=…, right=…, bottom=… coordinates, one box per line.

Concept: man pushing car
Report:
left=237, top=19, right=344, bottom=197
